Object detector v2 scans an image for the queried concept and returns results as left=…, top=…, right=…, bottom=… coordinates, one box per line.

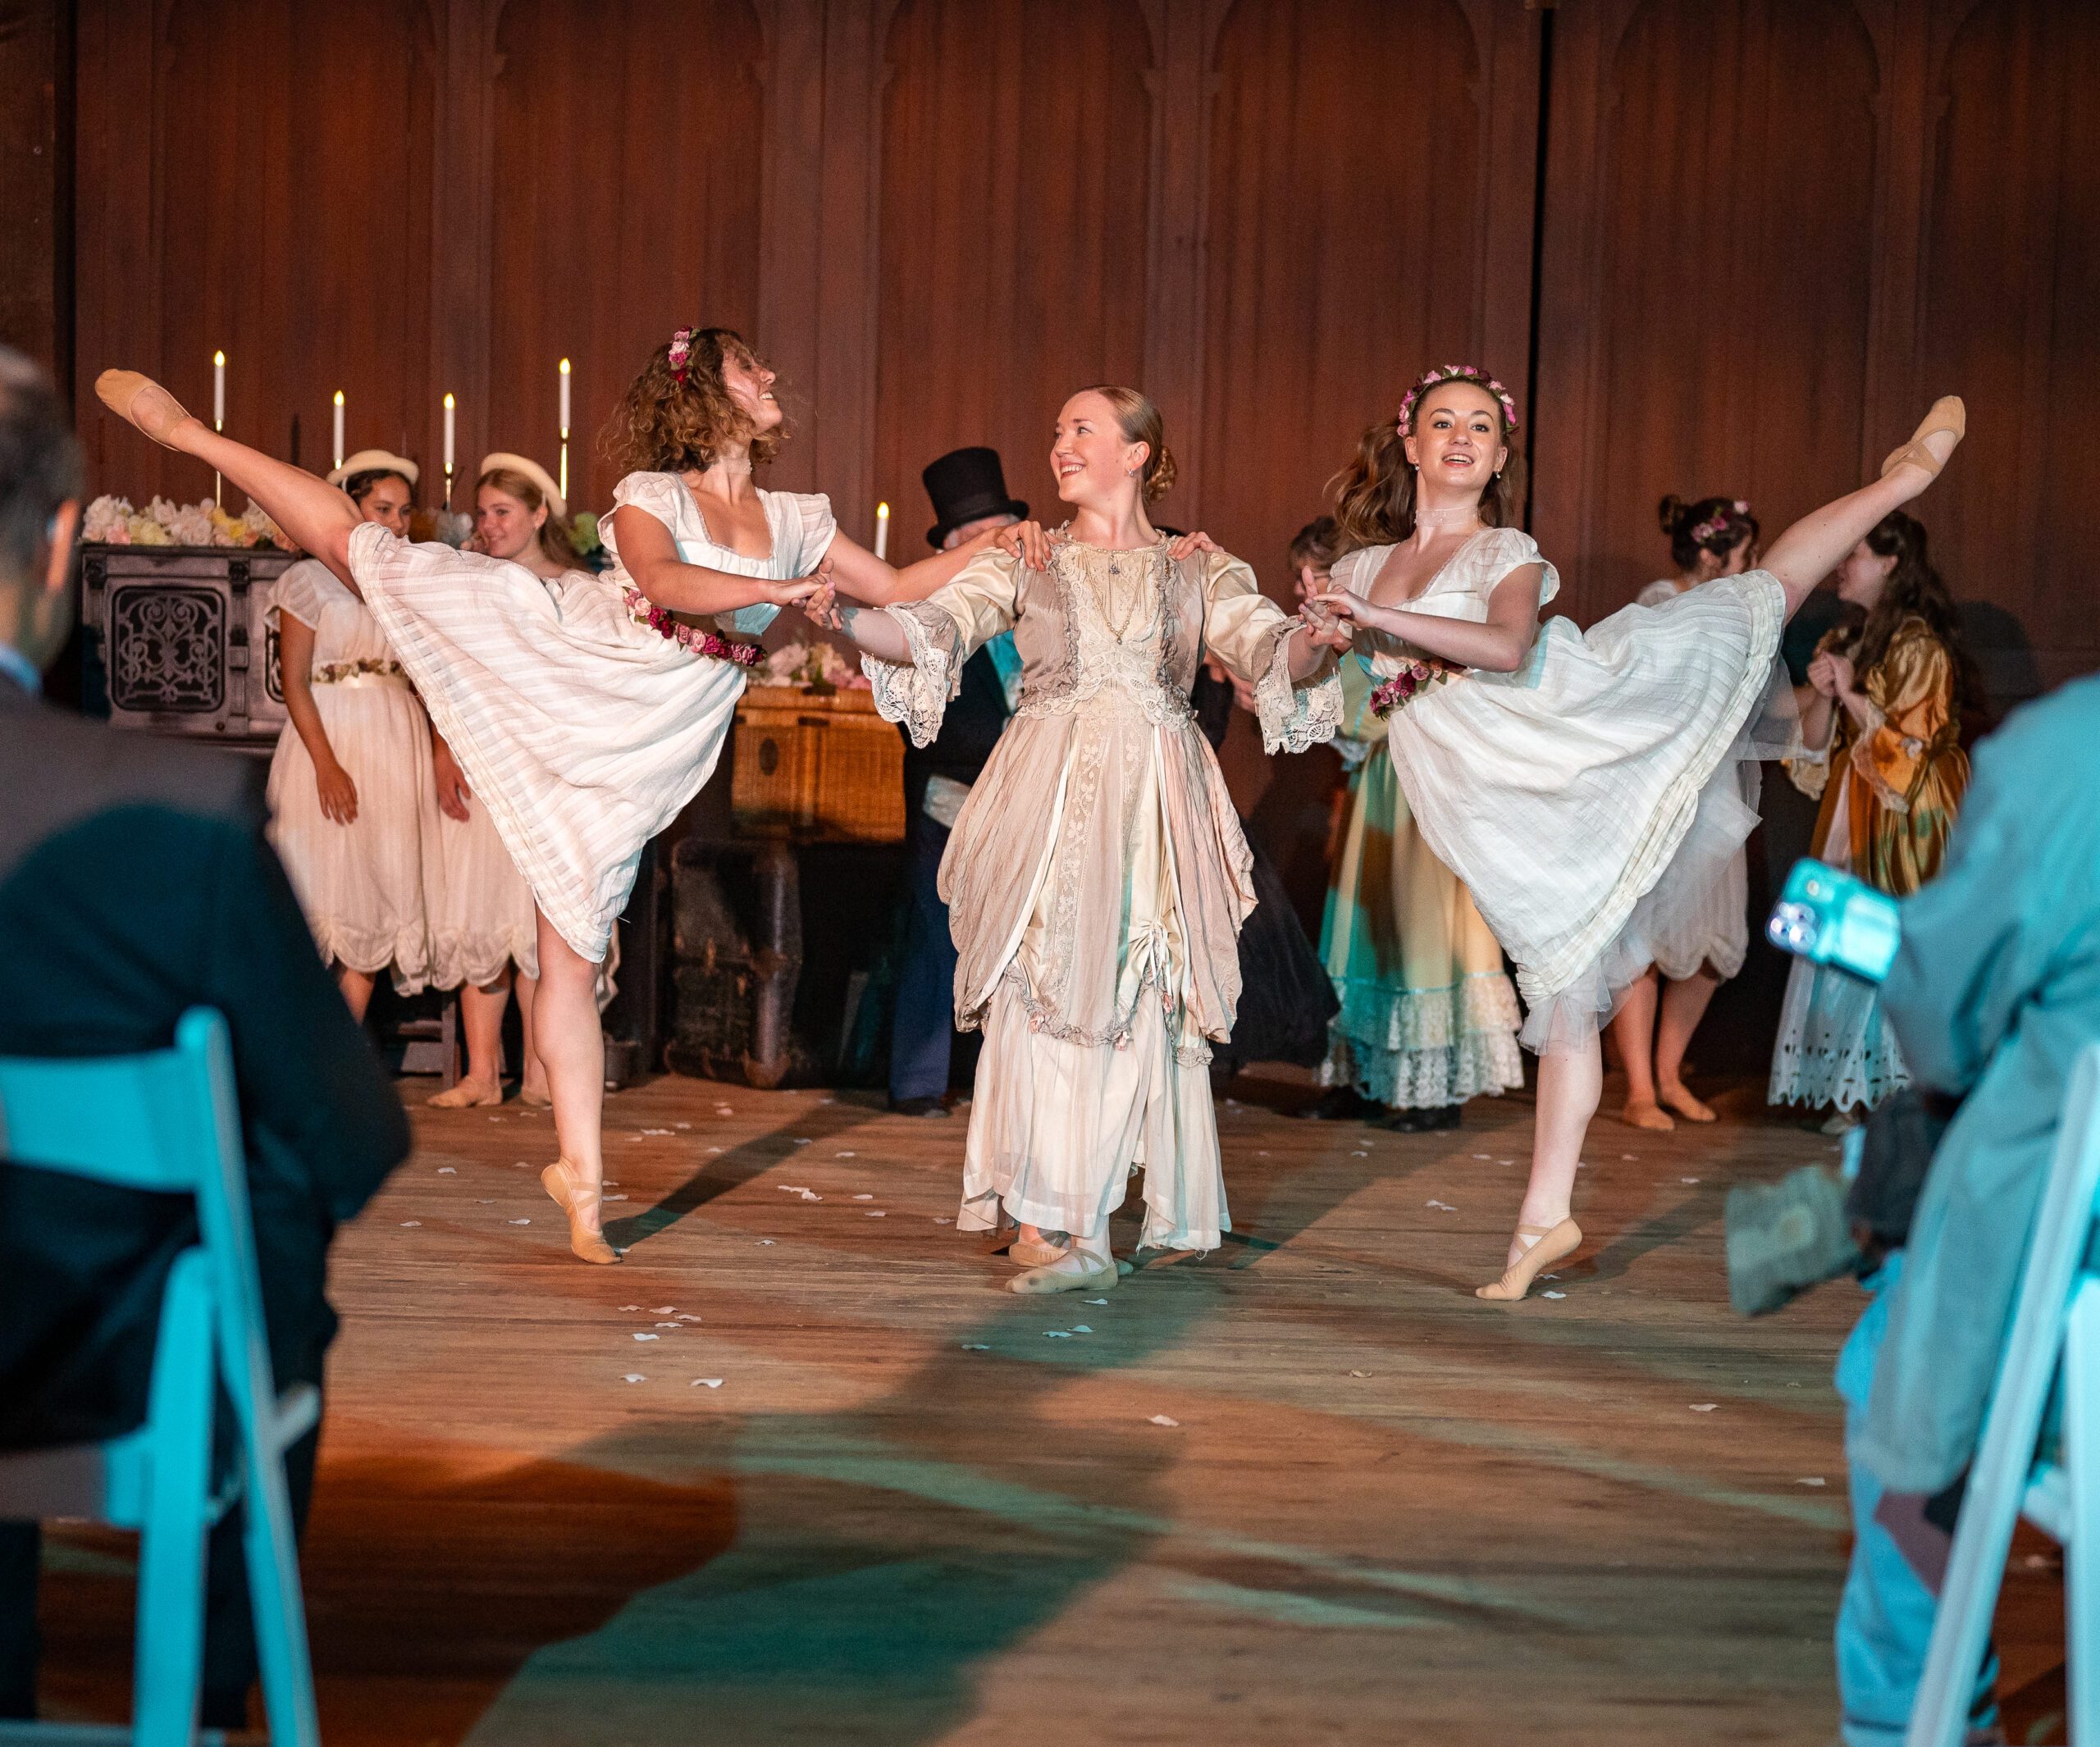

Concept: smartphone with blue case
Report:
left=1767, top=859, right=1901, bottom=985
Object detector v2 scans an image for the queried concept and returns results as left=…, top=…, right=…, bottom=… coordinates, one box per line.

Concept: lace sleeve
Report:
left=863, top=600, right=969, bottom=749
left=1201, top=554, right=1342, bottom=755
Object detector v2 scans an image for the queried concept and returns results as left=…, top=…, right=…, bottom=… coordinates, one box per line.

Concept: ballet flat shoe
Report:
left=1658, top=1083, right=1718, bottom=1124
left=1009, top=1237, right=1071, bottom=1268
left=1476, top=1218, right=1582, bottom=1302
left=427, top=1074, right=502, bottom=1109
left=541, top=1158, right=620, bottom=1265
left=1880, top=395, right=1965, bottom=480
left=1619, top=1099, right=1676, bottom=1133
left=1008, top=1253, right=1119, bottom=1295
left=95, top=370, right=194, bottom=449
left=512, top=1085, right=553, bottom=1108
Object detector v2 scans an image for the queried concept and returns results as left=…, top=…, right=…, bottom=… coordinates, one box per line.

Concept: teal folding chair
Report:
left=0, top=1008, right=322, bottom=1746
left=1908, top=1041, right=2100, bottom=1746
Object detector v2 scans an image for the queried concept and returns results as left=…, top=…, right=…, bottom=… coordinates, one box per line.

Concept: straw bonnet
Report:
left=477, top=452, right=566, bottom=521
left=326, top=449, right=419, bottom=489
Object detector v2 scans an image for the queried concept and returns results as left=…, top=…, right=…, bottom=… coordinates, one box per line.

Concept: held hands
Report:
left=1807, top=650, right=1856, bottom=702
left=314, top=759, right=359, bottom=825
left=1309, top=587, right=1398, bottom=637
left=431, top=737, right=472, bottom=823
left=800, top=560, right=848, bottom=632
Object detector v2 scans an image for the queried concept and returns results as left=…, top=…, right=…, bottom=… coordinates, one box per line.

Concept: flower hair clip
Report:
left=1690, top=499, right=1753, bottom=545
left=668, top=326, right=697, bottom=386
left=1397, top=364, right=1520, bottom=436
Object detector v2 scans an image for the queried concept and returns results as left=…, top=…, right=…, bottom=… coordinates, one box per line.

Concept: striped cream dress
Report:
left=349, top=473, right=837, bottom=961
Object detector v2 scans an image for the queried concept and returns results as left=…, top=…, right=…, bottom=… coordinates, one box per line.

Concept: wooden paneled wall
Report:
left=33, top=0, right=2098, bottom=715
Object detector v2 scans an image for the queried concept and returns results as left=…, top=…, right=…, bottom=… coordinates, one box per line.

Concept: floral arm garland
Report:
left=622, top=585, right=764, bottom=667
left=1370, top=655, right=1466, bottom=718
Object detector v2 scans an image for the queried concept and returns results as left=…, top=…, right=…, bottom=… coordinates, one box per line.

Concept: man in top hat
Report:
left=888, top=448, right=1029, bottom=1116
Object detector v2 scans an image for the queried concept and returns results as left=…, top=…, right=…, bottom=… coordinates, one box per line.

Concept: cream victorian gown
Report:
left=865, top=539, right=1340, bottom=1251
left=348, top=473, right=837, bottom=961
left=264, top=559, right=435, bottom=988
left=1335, top=529, right=1790, bottom=1051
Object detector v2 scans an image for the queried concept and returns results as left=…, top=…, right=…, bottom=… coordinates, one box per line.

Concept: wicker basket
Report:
left=731, top=685, right=906, bottom=842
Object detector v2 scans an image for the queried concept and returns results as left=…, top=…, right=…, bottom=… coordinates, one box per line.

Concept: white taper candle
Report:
left=874, top=500, right=890, bottom=561
left=443, top=394, right=455, bottom=472
left=331, top=390, right=344, bottom=470
left=559, top=357, right=572, bottom=434
left=212, top=351, right=225, bottom=429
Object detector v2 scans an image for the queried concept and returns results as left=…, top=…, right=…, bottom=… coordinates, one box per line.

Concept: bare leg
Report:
left=1510, top=1038, right=1600, bottom=1266
left=1611, top=969, right=1673, bottom=1131
left=429, top=973, right=511, bottom=1106
left=1763, top=409, right=1962, bottom=618
left=95, top=372, right=363, bottom=589
left=533, top=908, right=605, bottom=1221
left=513, top=970, right=549, bottom=1102
left=336, top=965, right=376, bottom=1024
left=1655, top=971, right=1722, bottom=1121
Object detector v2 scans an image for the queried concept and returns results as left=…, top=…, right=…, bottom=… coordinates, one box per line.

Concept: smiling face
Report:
left=1403, top=382, right=1509, bottom=504
left=1835, top=538, right=1897, bottom=609
left=1051, top=390, right=1146, bottom=509
left=475, top=484, right=546, bottom=562
left=356, top=474, right=413, bottom=538
left=719, top=349, right=783, bottom=437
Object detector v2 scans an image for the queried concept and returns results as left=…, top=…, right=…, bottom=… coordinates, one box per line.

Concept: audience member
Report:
left=1828, top=670, right=2100, bottom=1745
left=0, top=347, right=411, bottom=1728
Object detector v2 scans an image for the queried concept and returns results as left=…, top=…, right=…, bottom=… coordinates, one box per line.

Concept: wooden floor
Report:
left=36, top=1071, right=2069, bottom=1745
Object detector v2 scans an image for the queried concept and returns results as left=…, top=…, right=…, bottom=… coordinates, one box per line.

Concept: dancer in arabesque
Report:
left=1312, top=365, right=1964, bottom=1300
left=94, top=329, right=1024, bottom=1264
left=811, top=385, right=1349, bottom=1295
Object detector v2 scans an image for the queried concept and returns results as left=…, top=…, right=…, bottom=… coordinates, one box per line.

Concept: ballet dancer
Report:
left=1312, top=365, right=1964, bottom=1301
left=96, top=328, right=1016, bottom=1263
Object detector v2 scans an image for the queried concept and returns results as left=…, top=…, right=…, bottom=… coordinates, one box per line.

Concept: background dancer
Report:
left=1769, top=510, right=1974, bottom=1132
left=1611, top=493, right=1764, bottom=1131
left=265, top=449, right=435, bottom=1017
left=1313, top=366, right=1965, bottom=1301
left=888, top=446, right=1028, bottom=1118
left=95, top=333, right=1030, bottom=1264
left=811, top=385, right=1347, bottom=1295
left=419, top=453, right=585, bottom=1109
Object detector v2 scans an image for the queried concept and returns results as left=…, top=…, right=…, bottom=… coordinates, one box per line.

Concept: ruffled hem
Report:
left=1320, top=971, right=1524, bottom=1106
left=862, top=601, right=961, bottom=749
left=427, top=927, right=539, bottom=991
left=1768, top=958, right=1911, bottom=1111
left=308, top=918, right=431, bottom=995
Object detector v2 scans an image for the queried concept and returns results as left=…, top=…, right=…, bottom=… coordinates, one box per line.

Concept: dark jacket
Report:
left=0, top=674, right=410, bottom=1448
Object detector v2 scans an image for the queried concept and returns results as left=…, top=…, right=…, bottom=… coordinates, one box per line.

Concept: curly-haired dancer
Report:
left=93, top=331, right=1001, bottom=1262
left=1313, top=366, right=1965, bottom=1300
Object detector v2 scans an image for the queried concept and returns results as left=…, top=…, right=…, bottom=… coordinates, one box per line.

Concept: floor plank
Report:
left=35, top=1072, right=2068, bottom=1745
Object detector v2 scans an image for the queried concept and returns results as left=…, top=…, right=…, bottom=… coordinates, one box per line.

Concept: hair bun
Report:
left=1658, top=494, right=1687, bottom=535
left=1144, top=440, right=1178, bottom=504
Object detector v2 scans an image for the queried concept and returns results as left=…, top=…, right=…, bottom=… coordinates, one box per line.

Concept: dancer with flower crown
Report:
left=92, top=330, right=1020, bottom=1264
left=1313, top=364, right=1965, bottom=1300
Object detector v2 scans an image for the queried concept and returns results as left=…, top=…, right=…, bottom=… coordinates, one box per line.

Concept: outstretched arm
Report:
left=803, top=575, right=914, bottom=663
left=611, top=506, right=822, bottom=615
left=1312, top=566, right=1544, bottom=673
left=822, top=525, right=1011, bottom=606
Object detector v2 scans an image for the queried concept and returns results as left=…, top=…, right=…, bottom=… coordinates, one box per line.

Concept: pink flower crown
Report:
left=1689, top=499, right=1753, bottom=545
left=668, top=326, right=697, bottom=386
left=1398, top=365, right=1518, bottom=436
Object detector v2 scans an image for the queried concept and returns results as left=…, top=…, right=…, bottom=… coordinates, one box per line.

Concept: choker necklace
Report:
left=1415, top=504, right=1481, bottom=527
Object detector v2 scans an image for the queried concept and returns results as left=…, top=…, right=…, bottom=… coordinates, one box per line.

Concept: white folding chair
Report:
left=1907, top=1041, right=2100, bottom=1746
left=0, top=1007, right=322, bottom=1745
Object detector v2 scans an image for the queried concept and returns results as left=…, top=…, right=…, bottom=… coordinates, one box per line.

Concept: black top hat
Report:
left=922, top=446, right=1029, bottom=550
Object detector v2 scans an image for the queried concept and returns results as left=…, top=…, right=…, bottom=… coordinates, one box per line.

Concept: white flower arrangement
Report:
left=81, top=492, right=294, bottom=550
left=753, top=630, right=870, bottom=691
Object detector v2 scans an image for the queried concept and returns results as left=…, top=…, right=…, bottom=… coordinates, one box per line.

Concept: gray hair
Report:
left=0, top=348, right=84, bottom=586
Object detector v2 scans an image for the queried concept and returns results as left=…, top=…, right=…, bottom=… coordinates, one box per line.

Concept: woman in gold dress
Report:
left=1769, top=510, right=1974, bottom=1127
